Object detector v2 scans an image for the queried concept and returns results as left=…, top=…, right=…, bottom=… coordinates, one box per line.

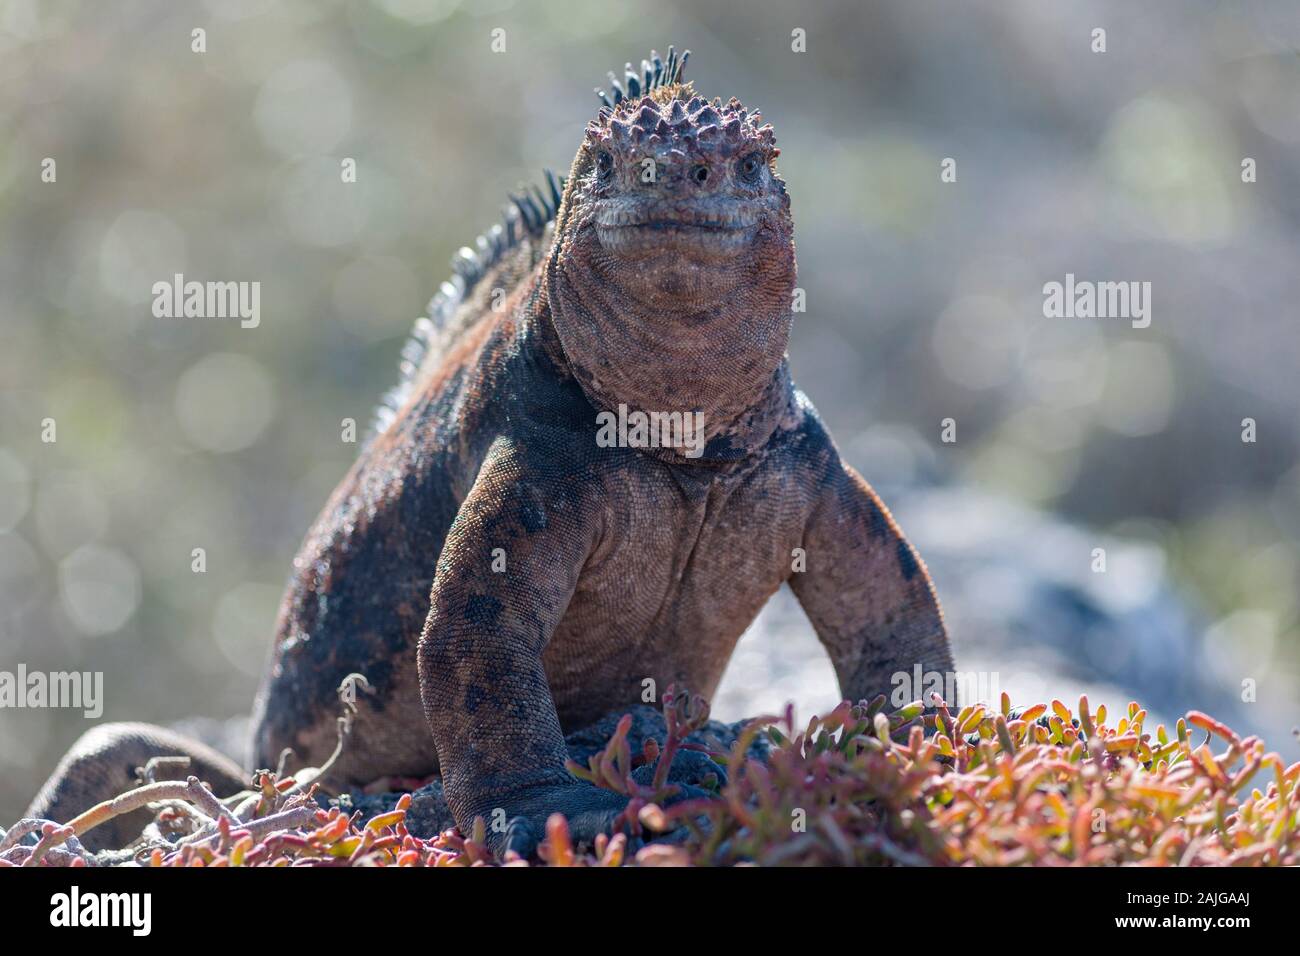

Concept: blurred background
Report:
left=2, top=0, right=1298, bottom=821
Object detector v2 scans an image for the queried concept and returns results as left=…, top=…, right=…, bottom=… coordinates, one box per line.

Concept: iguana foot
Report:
left=492, top=782, right=627, bottom=858
left=489, top=751, right=725, bottom=859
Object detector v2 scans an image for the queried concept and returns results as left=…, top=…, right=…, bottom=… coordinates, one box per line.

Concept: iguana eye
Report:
left=738, top=152, right=764, bottom=184
left=595, top=150, right=614, bottom=183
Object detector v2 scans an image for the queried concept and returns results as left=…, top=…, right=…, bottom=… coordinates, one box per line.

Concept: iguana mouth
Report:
left=594, top=202, right=760, bottom=258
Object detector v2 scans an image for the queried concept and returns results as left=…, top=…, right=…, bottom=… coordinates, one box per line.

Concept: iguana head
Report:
left=547, top=49, right=797, bottom=461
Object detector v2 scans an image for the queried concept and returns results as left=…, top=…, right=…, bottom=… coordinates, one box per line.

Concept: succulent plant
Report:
left=2, top=690, right=1295, bottom=867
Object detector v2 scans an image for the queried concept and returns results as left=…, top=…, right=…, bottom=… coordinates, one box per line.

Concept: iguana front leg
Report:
left=789, top=453, right=955, bottom=710
left=416, top=444, right=627, bottom=856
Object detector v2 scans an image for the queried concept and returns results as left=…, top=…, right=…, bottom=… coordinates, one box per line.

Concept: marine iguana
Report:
left=26, top=48, right=953, bottom=856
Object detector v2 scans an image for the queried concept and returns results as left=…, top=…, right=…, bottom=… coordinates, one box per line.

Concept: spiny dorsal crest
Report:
left=595, top=46, right=689, bottom=107
left=451, top=169, right=565, bottom=288
left=369, top=168, right=563, bottom=438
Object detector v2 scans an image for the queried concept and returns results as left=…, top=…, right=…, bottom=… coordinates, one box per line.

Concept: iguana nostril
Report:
left=691, top=164, right=709, bottom=184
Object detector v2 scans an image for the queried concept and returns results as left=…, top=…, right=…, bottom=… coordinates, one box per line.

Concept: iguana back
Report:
left=370, top=180, right=560, bottom=438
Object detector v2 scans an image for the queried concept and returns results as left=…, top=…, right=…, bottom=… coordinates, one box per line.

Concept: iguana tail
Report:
left=24, top=722, right=247, bottom=852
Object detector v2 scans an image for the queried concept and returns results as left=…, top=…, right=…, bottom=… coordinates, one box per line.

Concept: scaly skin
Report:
left=26, top=49, right=953, bottom=856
